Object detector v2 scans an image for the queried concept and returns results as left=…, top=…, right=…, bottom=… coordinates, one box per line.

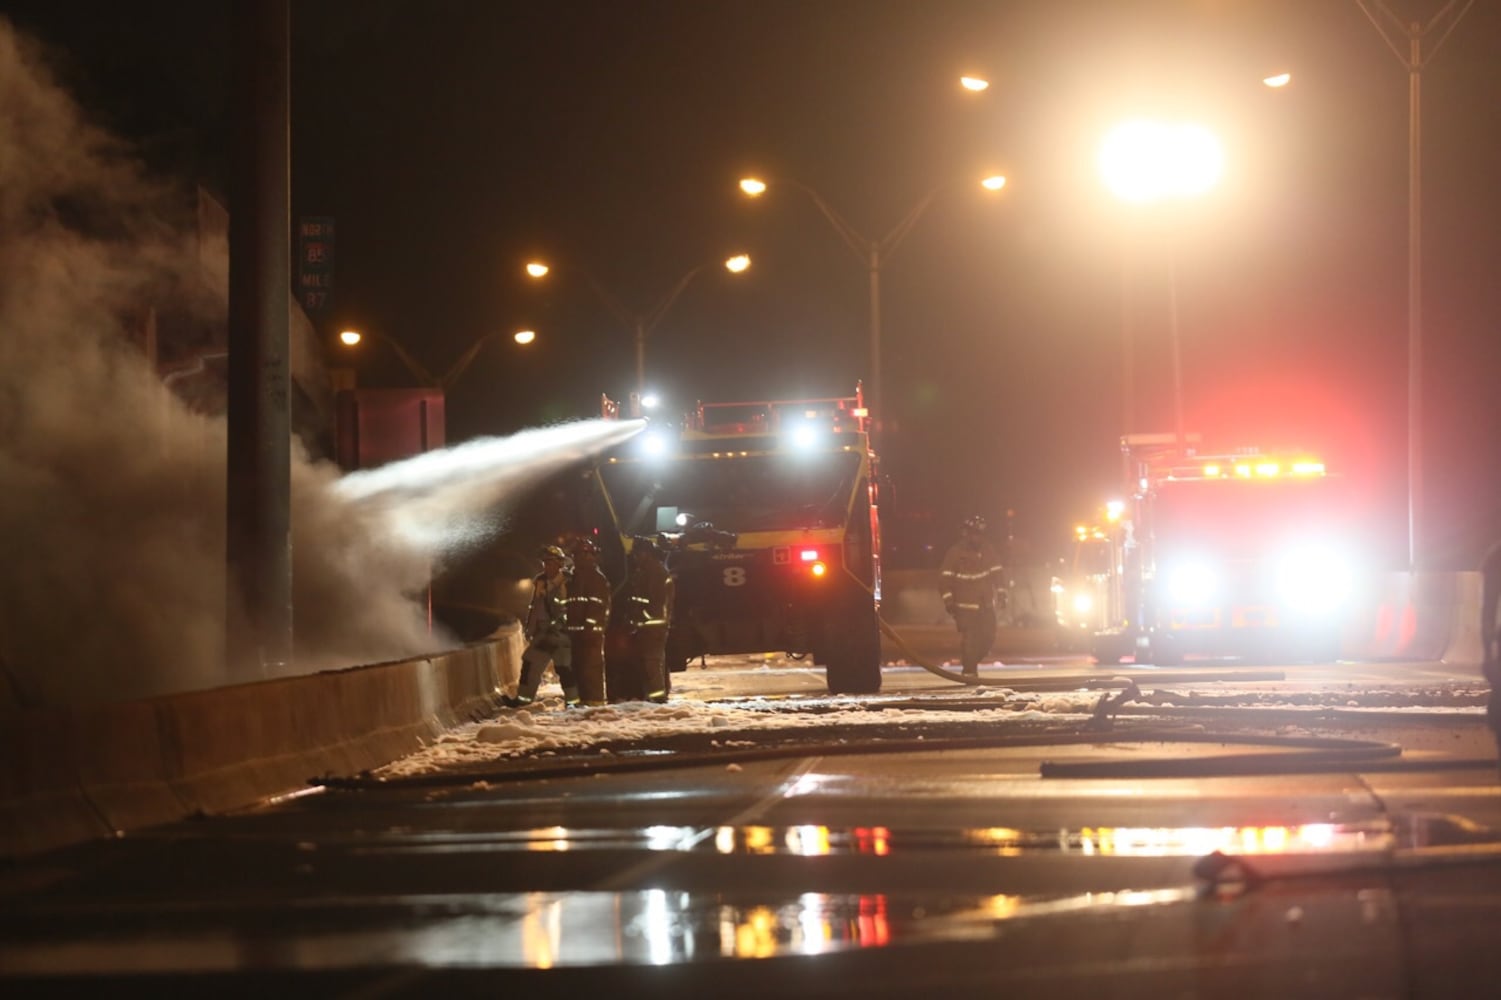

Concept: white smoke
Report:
left=0, top=22, right=639, bottom=708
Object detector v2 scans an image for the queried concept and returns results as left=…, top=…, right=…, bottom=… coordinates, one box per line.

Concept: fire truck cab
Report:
left=1091, top=433, right=1358, bottom=665
left=589, top=387, right=883, bottom=694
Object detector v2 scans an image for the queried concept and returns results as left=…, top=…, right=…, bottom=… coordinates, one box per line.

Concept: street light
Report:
left=1358, top=0, right=1474, bottom=570
left=1098, top=119, right=1224, bottom=454
left=523, top=253, right=751, bottom=395
left=736, top=172, right=1006, bottom=437
left=338, top=327, right=522, bottom=389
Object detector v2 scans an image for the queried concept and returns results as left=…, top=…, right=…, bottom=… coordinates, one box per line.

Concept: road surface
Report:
left=3, top=653, right=1499, bottom=996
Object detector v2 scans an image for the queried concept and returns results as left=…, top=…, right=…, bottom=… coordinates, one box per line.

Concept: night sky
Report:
left=5, top=0, right=1500, bottom=570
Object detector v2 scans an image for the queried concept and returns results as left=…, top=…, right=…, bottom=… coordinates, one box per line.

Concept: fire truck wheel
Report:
left=822, top=614, right=882, bottom=695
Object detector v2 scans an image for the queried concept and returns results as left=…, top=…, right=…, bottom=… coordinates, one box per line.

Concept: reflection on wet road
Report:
left=5, top=725, right=1501, bottom=989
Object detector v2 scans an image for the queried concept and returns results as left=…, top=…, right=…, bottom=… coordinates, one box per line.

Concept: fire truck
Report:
left=1051, top=503, right=1125, bottom=646
left=588, top=387, right=884, bottom=694
left=1089, top=433, right=1360, bottom=665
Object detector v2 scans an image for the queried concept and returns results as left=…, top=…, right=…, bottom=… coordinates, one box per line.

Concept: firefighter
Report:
left=507, top=544, right=576, bottom=707
left=566, top=537, right=612, bottom=706
left=608, top=536, right=671, bottom=703
left=939, top=515, right=1005, bottom=678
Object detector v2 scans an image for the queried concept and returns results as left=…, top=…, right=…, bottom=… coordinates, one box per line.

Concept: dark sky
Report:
left=5, top=0, right=1500, bottom=569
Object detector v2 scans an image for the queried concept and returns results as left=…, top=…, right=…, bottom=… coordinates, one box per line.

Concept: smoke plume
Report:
left=0, top=22, right=638, bottom=708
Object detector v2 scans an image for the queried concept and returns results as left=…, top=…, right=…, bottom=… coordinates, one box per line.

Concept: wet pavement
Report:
left=4, top=659, right=1501, bottom=996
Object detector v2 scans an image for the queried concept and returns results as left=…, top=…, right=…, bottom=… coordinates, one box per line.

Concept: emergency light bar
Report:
left=1162, top=455, right=1328, bottom=481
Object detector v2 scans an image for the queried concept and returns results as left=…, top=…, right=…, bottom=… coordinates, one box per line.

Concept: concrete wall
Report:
left=1, top=625, right=523, bottom=859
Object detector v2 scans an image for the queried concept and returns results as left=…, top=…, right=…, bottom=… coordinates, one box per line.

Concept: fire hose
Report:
left=875, top=612, right=1004, bottom=687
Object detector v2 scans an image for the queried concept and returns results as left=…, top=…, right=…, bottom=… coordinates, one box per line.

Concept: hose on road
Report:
left=877, top=613, right=1008, bottom=687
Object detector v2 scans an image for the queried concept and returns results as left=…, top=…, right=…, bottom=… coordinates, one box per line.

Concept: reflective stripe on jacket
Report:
left=567, top=566, right=613, bottom=635
left=939, top=541, right=1004, bottom=612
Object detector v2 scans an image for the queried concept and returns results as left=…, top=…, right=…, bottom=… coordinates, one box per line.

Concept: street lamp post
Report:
left=1358, top=0, right=1473, bottom=570
left=737, top=174, right=1005, bottom=438
left=1098, top=120, right=1224, bottom=454
left=523, top=254, right=750, bottom=396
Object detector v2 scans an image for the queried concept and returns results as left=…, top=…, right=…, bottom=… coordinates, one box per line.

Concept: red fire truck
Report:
left=1090, top=433, right=1362, bottom=665
left=589, top=387, right=884, bottom=693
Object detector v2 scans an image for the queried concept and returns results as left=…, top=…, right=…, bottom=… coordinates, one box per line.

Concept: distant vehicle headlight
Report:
left=1275, top=544, right=1353, bottom=616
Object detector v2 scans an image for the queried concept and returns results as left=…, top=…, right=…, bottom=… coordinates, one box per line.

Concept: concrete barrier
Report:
left=1442, top=571, right=1485, bottom=667
left=1340, top=571, right=1482, bottom=665
left=0, top=625, right=524, bottom=859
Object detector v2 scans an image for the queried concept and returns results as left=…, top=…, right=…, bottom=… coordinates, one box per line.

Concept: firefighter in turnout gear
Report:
left=566, top=537, right=612, bottom=706
left=509, top=545, right=577, bottom=707
left=939, top=515, right=1005, bottom=678
left=608, top=537, right=671, bottom=703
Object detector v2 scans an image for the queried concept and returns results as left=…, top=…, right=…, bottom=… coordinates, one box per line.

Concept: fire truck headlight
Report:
left=1276, top=545, right=1354, bottom=616
left=787, top=422, right=822, bottom=450
left=1165, top=561, right=1218, bottom=608
left=640, top=430, right=671, bottom=458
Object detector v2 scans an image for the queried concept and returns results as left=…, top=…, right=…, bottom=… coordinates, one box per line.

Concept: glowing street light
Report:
left=959, top=75, right=990, bottom=92
left=525, top=253, right=751, bottom=394
left=339, top=329, right=362, bottom=346
left=1098, top=120, right=1224, bottom=204
left=737, top=172, right=1006, bottom=435
left=1262, top=71, right=1292, bottom=88
left=513, top=329, right=536, bottom=345
left=1098, top=119, right=1223, bottom=454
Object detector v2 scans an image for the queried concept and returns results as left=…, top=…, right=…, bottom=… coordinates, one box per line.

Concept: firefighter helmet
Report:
left=572, top=537, right=601, bottom=556
left=962, top=515, right=987, bottom=534
left=538, top=544, right=568, bottom=562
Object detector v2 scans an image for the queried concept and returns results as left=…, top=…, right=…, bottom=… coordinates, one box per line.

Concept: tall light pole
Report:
left=737, top=174, right=1006, bottom=440
left=524, top=254, right=751, bottom=396
left=337, top=327, right=531, bottom=390
left=1098, top=120, right=1224, bottom=454
left=1358, top=0, right=1473, bottom=570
